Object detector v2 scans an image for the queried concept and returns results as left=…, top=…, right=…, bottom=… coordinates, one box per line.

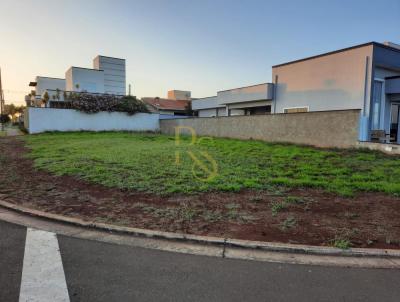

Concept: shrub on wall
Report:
left=66, top=93, right=149, bottom=114
left=115, top=96, right=149, bottom=115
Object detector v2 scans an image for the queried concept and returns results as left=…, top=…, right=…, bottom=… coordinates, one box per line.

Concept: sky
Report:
left=0, top=0, right=399, bottom=105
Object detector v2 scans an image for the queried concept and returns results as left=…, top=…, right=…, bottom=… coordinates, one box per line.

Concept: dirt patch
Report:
left=1, top=136, right=400, bottom=249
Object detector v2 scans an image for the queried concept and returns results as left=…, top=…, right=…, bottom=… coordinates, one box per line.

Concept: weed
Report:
left=225, top=203, right=241, bottom=220
left=344, top=212, right=360, bottom=219
left=178, top=203, right=198, bottom=222
left=202, top=210, right=224, bottom=223
left=271, top=196, right=305, bottom=216
left=250, top=195, right=263, bottom=203
left=285, top=196, right=304, bottom=204
left=280, top=216, right=297, bottom=230
left=271, top=200, right=288, bottom=216
left=331, top=237, right=352, bottom=249
left=330, top=230, right=353, bottom=249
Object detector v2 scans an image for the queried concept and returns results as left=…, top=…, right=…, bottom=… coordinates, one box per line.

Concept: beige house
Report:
left=192, top=41, right=400, bottom=144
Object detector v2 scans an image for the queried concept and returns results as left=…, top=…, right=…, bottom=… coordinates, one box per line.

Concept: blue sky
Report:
left=0, top=0, right=399, bottom=104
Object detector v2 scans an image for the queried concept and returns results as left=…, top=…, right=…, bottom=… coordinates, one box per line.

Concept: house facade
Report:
left=192, top=83, right=274, bottom=117
left=192, top=41, right=400, bottom=144
left=26, top=55, right=126, bottom=107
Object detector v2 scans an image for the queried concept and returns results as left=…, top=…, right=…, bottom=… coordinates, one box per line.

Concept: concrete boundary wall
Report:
left=160, top=110, right=361, bottom=148
left=25, top=108, right=160, bottom=134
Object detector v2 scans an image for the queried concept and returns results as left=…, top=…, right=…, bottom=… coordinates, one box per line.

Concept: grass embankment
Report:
left=24, top=132, right=400, bottom=196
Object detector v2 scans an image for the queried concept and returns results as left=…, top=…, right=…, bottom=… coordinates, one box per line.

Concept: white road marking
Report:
left=19, top=228, right=70, bottom=302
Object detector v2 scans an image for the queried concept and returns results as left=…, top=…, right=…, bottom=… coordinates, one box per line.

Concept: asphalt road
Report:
left=1, top=219, right=400, bottom=302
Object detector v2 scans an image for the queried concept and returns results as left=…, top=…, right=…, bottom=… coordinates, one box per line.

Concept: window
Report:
left=371, top=80, right=383, bottom=130
left=283, top=107, right=308, bottom=113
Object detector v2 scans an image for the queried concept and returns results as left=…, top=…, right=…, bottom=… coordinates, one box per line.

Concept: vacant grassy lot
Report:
left=24, top=132, right=400, bottom=196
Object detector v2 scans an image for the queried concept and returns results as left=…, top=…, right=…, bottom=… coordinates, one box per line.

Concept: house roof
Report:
left=142, top=97, right=189, bottom=111
left=272, top=41, right=400, bottom=68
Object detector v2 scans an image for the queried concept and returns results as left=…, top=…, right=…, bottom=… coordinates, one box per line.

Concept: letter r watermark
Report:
left=174, top=126, right=218, bottom=181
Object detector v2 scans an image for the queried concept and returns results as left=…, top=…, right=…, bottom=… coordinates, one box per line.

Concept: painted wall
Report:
left=192, top=96, right=221, bottom=110
left=228, top=100, right=272, bottom=109
left=198, top=108, right=218, bottom=117
left=272, top=45, right=373, bottom=114
left=217, top=83, right=274, bottom=105
left=25, top=108, right=159, bottom=134
left=65, top=67, right=105, bottom=93
left=160, top=110, right=361, bottom=148
left=93, top=56, right=126, bottom=95
left=35, top=77, right=65, bottom=96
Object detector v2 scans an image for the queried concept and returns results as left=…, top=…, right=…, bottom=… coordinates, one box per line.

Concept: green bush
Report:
left=115, top=96, right=149, bottom=115
left=66, top=93, right=149, bottom=114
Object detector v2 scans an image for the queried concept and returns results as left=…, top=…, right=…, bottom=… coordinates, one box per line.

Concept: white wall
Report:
left=25, top=108, right=159, bottom=134
left=217, top=83, right=274, bottom=105
left=192, top=96, right=220, bottom=110
left=35, top=77, right=65, bottom=96
left=65, top=67, right=105, bottom=93
left=198, top=108, right=218, bottom=117
left=197, top=107, right=229, bottom=117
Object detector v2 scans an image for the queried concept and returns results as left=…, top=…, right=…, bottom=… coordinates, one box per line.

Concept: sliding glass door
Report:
left=372, top=80, right=384, bottom=130
left=390, top=103, right=400, bottom=143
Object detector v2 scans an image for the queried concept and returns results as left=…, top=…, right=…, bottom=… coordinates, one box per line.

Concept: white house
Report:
left=192, top=83, right=274, bottom=117
left=26, top=55, right=126, bottom=106
left=27, top=76, right=66, bottom=106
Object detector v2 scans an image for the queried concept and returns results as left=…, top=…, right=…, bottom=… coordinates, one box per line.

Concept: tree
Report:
left=43, top=91, right=50, bottom=106
left=4, top=103, right=25, bottom=116
left=56, top=89, right=61, bottom=101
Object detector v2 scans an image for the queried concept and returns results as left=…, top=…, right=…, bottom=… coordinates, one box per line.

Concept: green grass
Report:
left=24, top=132, right=400, bottom=196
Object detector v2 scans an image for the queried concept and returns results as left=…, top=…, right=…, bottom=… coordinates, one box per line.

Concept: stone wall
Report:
left=160, top=110, right=361, bottom=148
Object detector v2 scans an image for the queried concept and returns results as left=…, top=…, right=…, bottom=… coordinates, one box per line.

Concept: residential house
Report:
left=27, top=76, right=66, bottom=106
left=192, top=41, right=400, bottom=144
left=142, top=96, right=190, bottom=117
left=26, top=55, right=126, bottom=107
left=192, top=83, right=273, bottom=117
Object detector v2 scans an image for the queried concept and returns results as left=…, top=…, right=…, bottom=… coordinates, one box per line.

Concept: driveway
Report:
left=1, top=220, right=400, bottom=302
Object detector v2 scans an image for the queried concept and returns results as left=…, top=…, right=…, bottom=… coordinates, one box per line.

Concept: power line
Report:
left=3, top=89, right=30, bottom=94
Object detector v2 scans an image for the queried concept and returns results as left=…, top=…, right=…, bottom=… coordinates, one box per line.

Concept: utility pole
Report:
left=0, top=68, right=4, bottom=131
left=0, top=68, right=4, bottom=115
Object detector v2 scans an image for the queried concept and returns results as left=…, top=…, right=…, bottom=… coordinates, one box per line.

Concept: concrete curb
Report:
left=1, top=199, right=400, bottom=259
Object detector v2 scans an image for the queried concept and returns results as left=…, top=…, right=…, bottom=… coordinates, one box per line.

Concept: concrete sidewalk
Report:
left=0, top=124, right=24, bottom=137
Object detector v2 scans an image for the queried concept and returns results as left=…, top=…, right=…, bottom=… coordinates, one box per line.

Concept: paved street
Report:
left=1, top=219, right=400, bottom=302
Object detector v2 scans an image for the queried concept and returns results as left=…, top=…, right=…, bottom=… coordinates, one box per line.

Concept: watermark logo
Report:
left=175, top=126, right=218, bottom=182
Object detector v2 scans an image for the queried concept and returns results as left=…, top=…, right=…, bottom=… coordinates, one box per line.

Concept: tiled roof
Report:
left=142, top=97, right=189, bottom=111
